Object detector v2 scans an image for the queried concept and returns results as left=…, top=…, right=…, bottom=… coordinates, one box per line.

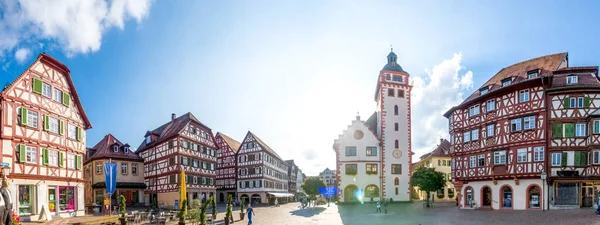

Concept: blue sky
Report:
left=1, top=0, right=600, bottom=176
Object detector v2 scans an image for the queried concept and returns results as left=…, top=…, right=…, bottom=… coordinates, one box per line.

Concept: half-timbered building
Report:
left=83, top=134, right=145, bottom=208
left=445, top=53, right=568, bottom=210
left=284, top=160, right=298, bottom=196
left=333, top=50, right=413, bottom=203
left=214, top=132, right=239, bottom=203
left=0, top=53, right=92, bottom=220
left=137, top=113, right=217, bottom=208
left=236, top=131, right=291, bottom=205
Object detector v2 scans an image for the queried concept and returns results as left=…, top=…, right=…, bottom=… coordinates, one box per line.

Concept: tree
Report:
left=411, top=167, right=446, bottom=207
left=301, top=176, right=326, bottom=198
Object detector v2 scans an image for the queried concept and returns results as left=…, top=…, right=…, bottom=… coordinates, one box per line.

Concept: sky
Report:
left=1, top=0, right=600, bottom=176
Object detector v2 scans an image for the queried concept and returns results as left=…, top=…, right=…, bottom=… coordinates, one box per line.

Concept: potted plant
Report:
left=225, top=195, right=233, bottom=225
left=210, top=196, right=216, bottom=221
left=239, top=199, right=245, bottom=220
left=199, top=198, right=209, bottom=225
left=178, top=199, right=187, bottom=225
left=118, top=195, right=127, bottom=225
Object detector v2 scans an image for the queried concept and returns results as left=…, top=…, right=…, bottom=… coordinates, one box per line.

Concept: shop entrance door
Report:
left=582, top=185, right=594, bottom=207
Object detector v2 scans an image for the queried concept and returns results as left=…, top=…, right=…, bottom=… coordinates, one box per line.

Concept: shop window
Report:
left=59, top=186, right=75, bottom=211
left=448, top=188, right=455, bottom=198
left=528, top=186, right=540, bottom=209
left=554, top=182, right=579, bottom=205
left=19, top=185, right=33, bottom=215
left=465, top=187, right=473, bottom=207
left=437, top=189, right=445, bottom=199
left=501, top=186, right=513, bottom=208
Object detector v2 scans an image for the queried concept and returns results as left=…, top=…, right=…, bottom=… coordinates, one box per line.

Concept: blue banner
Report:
left=104, top=162, right=117, bottom=195
left=319, top=187, right=337, bottom=198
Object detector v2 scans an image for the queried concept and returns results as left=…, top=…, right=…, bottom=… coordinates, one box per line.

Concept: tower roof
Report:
left=382, top=49, right=405, bottom=72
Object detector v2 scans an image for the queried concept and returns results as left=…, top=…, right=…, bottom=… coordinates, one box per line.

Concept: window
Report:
left=594, top=151, right=600, bottom=164
left=113, top=145, right=118, bottom=153
left=47, top=150, right=57, bottom=166
left=469, top=105, right=480, bottom=116
left=524, top=116, right=535, bottom=130
left=385, top=74, right=391, bottom=80
left=450, top=134, right=454, bottom=145
left=53, top=89, right=63, bottom=102
left=501, top=186, right=513, bottom=208
left=366, top=147, right=377, bottom=156
left=345, top=164, right=357, bottom=175
left=42, top=83, right=51, bottom=98
left=534, top=147, right=544, bottom=162
left=391, top=164, right=401, bottom=174
left=67, top=154, right=75, bottom=169
left=576, top=123, right=586, bottom=137
left=471, top=129, right=479, bottom=141
left=487, top=124, right=495, bottom=137
left=527, top=71, right=538, bottom=79
left=47, top=116, right=59, bottom=133
left=27, top=110, right=39, bottom=129
left=470, top=156, right=476, bottom=168
left=578, top=97, right=584, bottom=108
left=247, top=142, right=254, bottom=149
left=463, top=131, right=471, bottom=143
left=132, top=164, right=138, bottom=175
left=478, top=154, right=485, bottom=167
left=502, top=78, right=512, bottom=87
left=394, top=178, right=399, bottom=185
left=394, top=140, right=399, bottom=148
left=511, top=118, right=522, bottom=132
left=392, top=75, right=403, bottom=82
left=394, top=105, right=398, bottom=115
left=25, top=146, right=37, bottom=163
left=570, top=97, right=576, bottom=108
left=366, top=164, right=378, bottom=175
left=517, top=148, right=527, bottom=163
left=567, top=75, right=578, bottom=84
left=68, top=124, right=77, bottom=139
left=124, top=147, right=129, bottom=153
left=519, top=90, right=530, bottom=102
left=438, top=160, right=441, bottom=166
left=437, top=189, right=445, bottom=199
left=528, top=186, right=540, bottom=209
left=121, top=163, right=127, bottom=174
left=394, top=123, right=398, bottom=131
left=397, top=90, right=404, bottom=98
left=19, top=185, right=32, bottom=215
left=595, top=121, right=600, bottom=134
left=345, top=147, right=357, bottom=156
left=486, top=99, right=495, bottom=111
left=388, top=89, right=394, bottom=97
left=551, top=153, right=562, bottom=166
left=480, top=87, right=489, bottom=95
left=451, top=158, right=455, bottom=170
left=494, top=151, right=506, bottom=164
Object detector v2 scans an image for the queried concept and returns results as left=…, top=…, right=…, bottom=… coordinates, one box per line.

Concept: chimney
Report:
left=171, top=113, right=176, bottom=121
left=440, top=138, right=443, bottom=144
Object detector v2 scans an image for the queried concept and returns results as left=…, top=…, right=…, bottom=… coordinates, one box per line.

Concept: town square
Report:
left=2, top=1, right=600, bottom=225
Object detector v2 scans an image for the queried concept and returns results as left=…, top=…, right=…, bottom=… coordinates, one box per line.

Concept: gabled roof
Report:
left=137, top=112, right=213, bottom=152
left=216, top=132, right=241, bottom=153
left=1, top=53, right=92, bottom=129
left=85, top=134, right=143, bottom=163
left=549, top=66, right=600, bottom=89
left=365, top=112, right=378, bottom=137
left=429, top=139, right=451, bottom=157
left=333, top=115, right=379, bottom=150
left=246, top=131, right=282, bottom=160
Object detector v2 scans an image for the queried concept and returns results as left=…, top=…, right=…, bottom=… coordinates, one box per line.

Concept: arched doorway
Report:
left=481, top=186, right=492, bottom=207
left=344, top=185, right=359, bottom=202
left=500, top=185, right=513, bottom=208
left=251, top=194, right=261, bottom=205
left=219, top=193, right=224, bottom=203
left=527, top=185, right=541, bottom=209
left=365, top=184, right=380, bottom=201
left=240, top=194, right=249, bottom=205
left=464, top=186, right=473, bottom=207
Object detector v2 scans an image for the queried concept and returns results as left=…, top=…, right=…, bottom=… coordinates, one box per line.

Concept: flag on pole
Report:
left=104, top=161, right=117, bottom=195
left=180, top=170, right=187, bottom=213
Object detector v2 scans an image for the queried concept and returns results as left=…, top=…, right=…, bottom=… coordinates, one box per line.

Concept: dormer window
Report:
left=502, top=78, right=513, bottom=87
left=191, top=127, right=197, bottom=134
left=567, top=75, right=578, bottom=84
left=479, top=87, right=489, bottom=95
left=527, top=70, right=539, bottom=79
left=113, top=145, right=118, bottom=153
left=145, top=136, right=152, bottom=144
left=124, top=147, right=129, bottom=153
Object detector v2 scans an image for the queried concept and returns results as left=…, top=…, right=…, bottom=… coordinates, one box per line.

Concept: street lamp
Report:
left=540, top=172, right=547, bottom=211
left=2, top=165, right=9, bottom=178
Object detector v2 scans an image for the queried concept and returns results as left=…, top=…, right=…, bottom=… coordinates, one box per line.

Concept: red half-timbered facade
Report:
left=445, top=53, right=569, bottom=210
left=137, top=113, right=217, bottom=207
left=0, top=53, right=92, bottom=219
left=214, top=132, right=239, bottom=203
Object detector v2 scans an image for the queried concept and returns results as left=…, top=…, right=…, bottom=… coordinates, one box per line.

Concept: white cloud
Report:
left=14, top=48, right=30, bottom=63
left=0, top=0, right=153, bottom=59
left=411, top=52, right=473, bottom=161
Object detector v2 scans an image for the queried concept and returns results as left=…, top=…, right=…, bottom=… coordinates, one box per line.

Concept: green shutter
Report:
left=76, top=127, right=82, bottom=141
left=561, top=152, right=568, bottom=166
left=582, top=152, right=588, bottom=166
left=584, top=96, right=591, bottom=108
left=32, top=78, right=42, bottom=94
left=43, top=115, right=50, bottom=131
left=565, top=123, right=575, bottom=138
left=575, top=152, right=582, bottom=166
left=76, top=155, right=82, bottom=170
left=564, top=97, right=570, bottom=109
left=62, top=92, right=70, bottom=106
left=552, top=123, right=563, bottom=138
left=59, top=120, right=65, bottom=135
left=18, top=144, right=25, bottom=163
left=42, top=148, right=48, bottom=165
left=20, top=107, right=28, bottom=126
left=59, top=152, right=64, bottom=167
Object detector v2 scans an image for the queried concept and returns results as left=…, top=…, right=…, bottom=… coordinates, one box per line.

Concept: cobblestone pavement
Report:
left=22, top=201, right=600, bottom=225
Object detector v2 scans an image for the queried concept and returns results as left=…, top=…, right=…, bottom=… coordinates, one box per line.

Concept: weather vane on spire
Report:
left=390, top=44, right=393, bottom=52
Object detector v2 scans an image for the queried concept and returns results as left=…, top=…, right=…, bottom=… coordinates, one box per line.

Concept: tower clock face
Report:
left=393, top=150, right=401, bottom=158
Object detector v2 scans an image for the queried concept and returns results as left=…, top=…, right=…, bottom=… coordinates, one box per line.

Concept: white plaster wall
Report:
left=459, top=179, right=543, bottom=210
left=382, top=87, right=410, bottom=201
left=11, top=179, right=85, bottom=220
left=338, top=162, right=382, bottom=202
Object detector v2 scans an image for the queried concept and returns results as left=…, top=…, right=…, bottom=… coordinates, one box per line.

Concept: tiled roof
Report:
left=550, top=67, right=600, bottom=89
left=429, top=139, right=451, bottom=157
left=249, top=132, right=282, bottom=160
left=217, top=132, right=241, bottom=153
left=137, top=112, right=212, bottom=152
left=85, top=134, right=143, bottom=164
left=365, top=112, right=378, bottom=135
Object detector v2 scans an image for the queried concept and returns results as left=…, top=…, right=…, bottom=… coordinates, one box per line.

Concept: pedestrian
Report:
left=384, top=200, right=388, bottom=214
left=247, top=203, right=256, bottom=225
left=376, top=201, right=381, bottom=213
left=275, top=198, right=279, bottom=207
left=596, top=195, right=600, bottom=214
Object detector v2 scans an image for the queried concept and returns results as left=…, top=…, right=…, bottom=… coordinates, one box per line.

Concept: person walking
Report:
left=384, top=200, right=388, bottom=214
left=376, top=201, right=381, bottom=213
left=247, top=204, right=256, bottom=225
left=275, top=198, right=279, bottom=207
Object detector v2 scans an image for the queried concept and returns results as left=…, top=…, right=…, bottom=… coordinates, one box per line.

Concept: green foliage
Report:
left=178, top=199, right=188, bottom=223
left=210, top=196, right=216, bottom=219
left=192, top=199, right=201, bottom=209
left=119, top=195, right=126, bottom=218
left=226, top=195, right=233, bottom=223
left=411, top=167, right=446, bottom=207
left=316, top=197, right=327, bottom=205
left=301, top=176, right=326, bottom=197
left=240, top=198, right=245, bottom=214
left=199, top=198, right=211, bottom=225
left=152, top=198, right=158, bottom=209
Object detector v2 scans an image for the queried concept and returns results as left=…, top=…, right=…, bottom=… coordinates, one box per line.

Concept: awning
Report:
left=92, top=182, right=147, bottom=189
left=267, top=192, right=294, bottom=197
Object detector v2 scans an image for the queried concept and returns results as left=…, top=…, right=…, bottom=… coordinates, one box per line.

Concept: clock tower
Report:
left=375, top=49, right=412, bottom=201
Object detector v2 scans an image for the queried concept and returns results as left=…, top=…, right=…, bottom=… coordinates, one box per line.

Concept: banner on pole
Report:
left=104, top=162, right=117, bottom=195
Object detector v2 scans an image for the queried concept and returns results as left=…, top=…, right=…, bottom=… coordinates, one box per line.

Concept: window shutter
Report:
left=59, top=152, right=64, bottom=167
left=43, top=115, right=50, bottom=131
left=62, top=92, right=70, bottom=106
left=76, top=127, right=82, bottom=141
left=20, top=107, right=28, bottom=126
left=565, top=123, right=575, bottom=138
left=42, top=148, right=49, bottom=165
left=18, top=144, right=26, bottom=163
left=32, top=78, right=42, bottom=94
left=584, top=96, right=591, bottom=108
left=76, top=155, right=82, bottom=170
left=552, top=123, right=563, bottom=138
left=59, top=120, right=65, bottom=135
left=582, top=152, right=588, bottom=166
left=564, top=97, right=570, bottom=109
left=561, top=152, right=567, bottom=166
left=575, top=152, right=582, bottom=166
